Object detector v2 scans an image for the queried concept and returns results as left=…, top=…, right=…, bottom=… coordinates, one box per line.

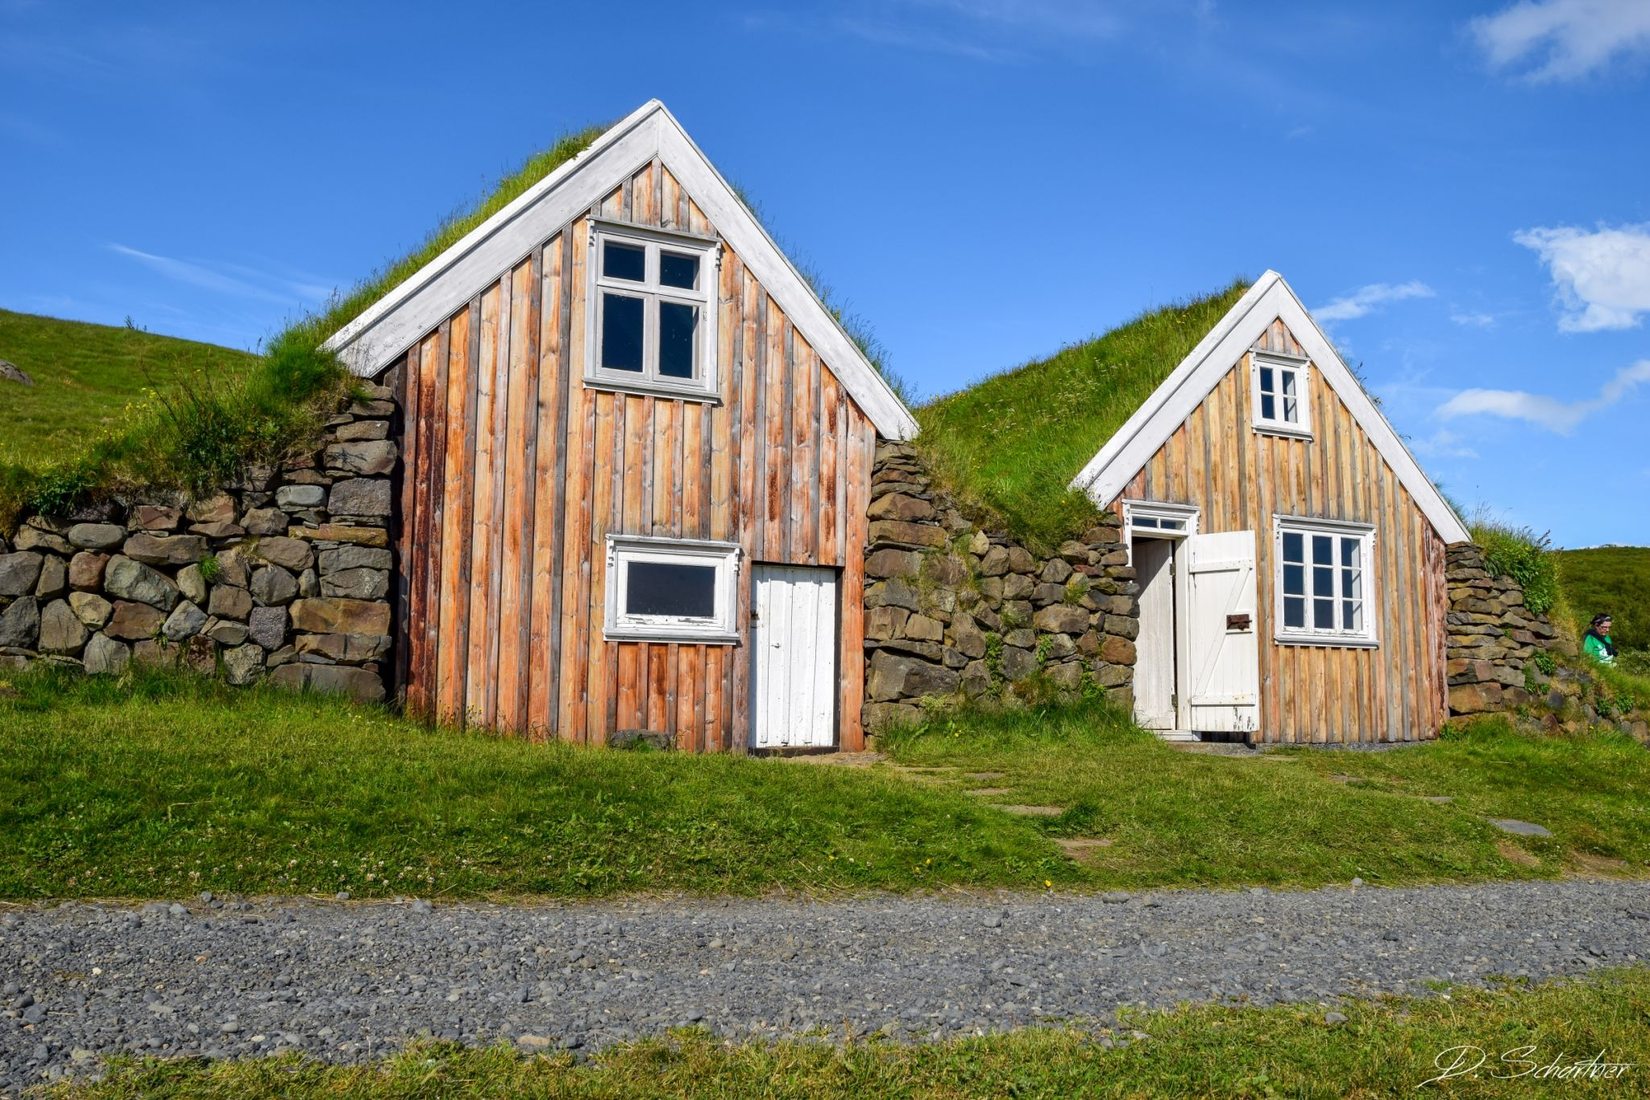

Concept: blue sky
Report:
left=3, top=0, right=1649, bottom=546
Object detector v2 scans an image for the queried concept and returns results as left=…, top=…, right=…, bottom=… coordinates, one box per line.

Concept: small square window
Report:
left=589, top=223, right=719, bottom=399
left=1253, top=352, right=1311, bottom=436
left=605, top=536, right=740, bottom=642
left=1274, top=517, right=1374, bottom=645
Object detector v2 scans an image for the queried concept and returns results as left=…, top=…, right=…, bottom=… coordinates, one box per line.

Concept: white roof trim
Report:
left=322, top=100, right=917, bottom=441
left=1070, top=271, right=1471, bottom=544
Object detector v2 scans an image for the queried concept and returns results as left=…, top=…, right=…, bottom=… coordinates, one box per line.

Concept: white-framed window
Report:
left=1123, top=499, right=1198, bottom=538
left=604, top=535, right=740, bottom=643
left=1251, top=351, right=1311, bottom=437
left=1273, top=516, right=1376, bottom=646
left=587, top=220, right=720, bottom=400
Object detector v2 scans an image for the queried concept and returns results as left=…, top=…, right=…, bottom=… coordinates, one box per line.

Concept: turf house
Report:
left=324, top=100, right=917, bottom=752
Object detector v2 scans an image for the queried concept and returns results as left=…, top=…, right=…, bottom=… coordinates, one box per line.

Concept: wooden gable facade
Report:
left=326, top=102, right=915, bottom=751
left=1075, top=274, right=1470, bottom=745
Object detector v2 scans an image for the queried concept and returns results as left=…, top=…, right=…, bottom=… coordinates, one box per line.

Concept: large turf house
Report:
left=323, top=100, right=916, bottom=751
left=1068, top=273, right=1471, bottom=743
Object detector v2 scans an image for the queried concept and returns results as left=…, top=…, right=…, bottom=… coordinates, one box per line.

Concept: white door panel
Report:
left=1185, top=531, right=1260, bottom=735
left=750, top=565, right=837, bottom=749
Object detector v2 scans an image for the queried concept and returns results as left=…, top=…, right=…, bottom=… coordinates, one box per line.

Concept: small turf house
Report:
left=1070, top=272, right=1470, bottom=743
left=324, top=100, right=916, bottom=752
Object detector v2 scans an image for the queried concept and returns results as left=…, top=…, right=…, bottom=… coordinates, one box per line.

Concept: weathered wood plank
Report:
left=466, top=281, right=502, bottom=726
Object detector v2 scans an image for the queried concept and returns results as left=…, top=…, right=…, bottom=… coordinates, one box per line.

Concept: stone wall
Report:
left=1444, top=541, right=1557, bottom=715
left=0, top=386, right=399, bottom=701
left=862, top=443, right=1140, bottom=731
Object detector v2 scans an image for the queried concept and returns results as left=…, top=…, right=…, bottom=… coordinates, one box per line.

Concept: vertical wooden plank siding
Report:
left=1107, top=321, right=1449, bottom=743
left=394, top=174, right=877, bottom=751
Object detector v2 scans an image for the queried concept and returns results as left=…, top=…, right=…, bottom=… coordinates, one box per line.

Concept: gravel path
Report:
left=3, top=880, right=1648, bottom=1091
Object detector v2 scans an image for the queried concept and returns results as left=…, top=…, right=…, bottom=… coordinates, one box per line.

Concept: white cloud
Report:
left=1514, top=222, right=1650, bottom=331
left=1411, top=428, right=1479, bottom=460
left=1470, top=0, right=1650, bottom=81
left=1449, top=310, right=1497, bottom=328
left=1314, top=281, right=1434, bottom=323
left=1437, top=359, right=1650, bottom=434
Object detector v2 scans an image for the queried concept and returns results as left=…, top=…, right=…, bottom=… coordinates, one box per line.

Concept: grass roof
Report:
left=1, top=125, right=608, bottom=529
left=915, top=279, right=1251, bottom=551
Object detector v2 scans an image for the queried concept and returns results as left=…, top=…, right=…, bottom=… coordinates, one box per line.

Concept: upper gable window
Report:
left=588, top=221, right=719, bottom=400
left=1251, top=352, right=1311, bottom=437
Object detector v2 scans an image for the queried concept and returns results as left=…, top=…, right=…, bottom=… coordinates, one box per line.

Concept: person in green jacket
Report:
left=1582, top=614, right=1617, bottom=665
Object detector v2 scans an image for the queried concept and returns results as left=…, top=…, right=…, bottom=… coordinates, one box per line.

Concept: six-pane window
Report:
left=1275, top=519, right=1375, bottom=644
left=591, top=225, right=717, bottom=395
left=1252, top=353, right=1310, bottom=434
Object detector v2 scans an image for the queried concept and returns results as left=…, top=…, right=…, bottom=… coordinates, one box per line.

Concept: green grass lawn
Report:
left=3, top=667, right=1646, bottom=902
left=914, top=281, right=1249, bottom=550
left=51, top=968, right=1650, bottom=1098
left=0, top=308, right=259, bottom=468
left=883, top=702, right=1650, bottom=888
left=0, top=666, right=1067, bottom=900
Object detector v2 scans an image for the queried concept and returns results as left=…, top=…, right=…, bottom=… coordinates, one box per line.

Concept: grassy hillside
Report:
left=1557, top=545, right=1650, bottom=652
left=916, top=280, right=1251, bottom=550
left=0, top=309, right=259, bottom=468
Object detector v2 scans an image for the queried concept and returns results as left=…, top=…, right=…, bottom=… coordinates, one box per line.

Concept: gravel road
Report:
left=3, top=880, right=1647, bottom=1092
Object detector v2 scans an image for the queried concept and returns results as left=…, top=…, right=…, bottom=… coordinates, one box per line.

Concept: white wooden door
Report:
left=1132, top=539, right=1177, bottom=729
left=750, top=565, right=837, bottom=749
left=1185, top=532, right=1260, bottom=735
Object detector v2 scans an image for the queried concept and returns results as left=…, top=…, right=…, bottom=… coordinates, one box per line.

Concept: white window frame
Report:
left=604, top=535, right=741, bottom=643
left=586, top=220, right=721, bottom=402
left=1272, top=515, right=1378, bottom=647
left=1122, top=499, right=1198, bottom=566
left=1250, top=351, right=1312, bottom=439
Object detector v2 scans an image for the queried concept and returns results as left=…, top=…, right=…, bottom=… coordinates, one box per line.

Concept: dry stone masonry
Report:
left=1444, top=542, right=1557, bottom=716
left=863, top=443, right=1139, bottom=731
left=0, top=387, right=399, bottom=701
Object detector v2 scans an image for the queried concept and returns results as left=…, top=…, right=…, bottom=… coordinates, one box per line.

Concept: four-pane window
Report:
left=1252, top=352, right=1311, bottom=435
left=590, top=225, right=717, bottom=396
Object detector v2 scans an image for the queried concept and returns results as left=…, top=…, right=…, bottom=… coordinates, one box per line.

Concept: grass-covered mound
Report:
left=1557, top=545, right=1650, bottom=654
left=0, top=309, right=260, bottom=467
left=0, top=125, right=608, bottom=531
left=916, top=280, right=1250, bottom=550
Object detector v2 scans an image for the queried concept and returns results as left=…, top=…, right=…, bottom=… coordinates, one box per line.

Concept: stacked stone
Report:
left=1444, top=541, right=1557, bottom=715
left=862, top=443, right=1140, bottom=731
left=0, top=385, right=398, bottom=702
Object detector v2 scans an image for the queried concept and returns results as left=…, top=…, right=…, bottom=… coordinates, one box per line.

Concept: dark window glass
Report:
left=1343, top=600, right=1361, bottom=630
left=1260, top=393, right=1276, bottom=421
left=1313, top=565, right=1334, bottom=595
left=601, top=294, right=644, bottom=372
left=1283, top=563, right=1305, bottom=595
left=1312, top=535, right=1333, bottom=565
left=1259, top=366, right=1275, bottom=394
left=1341, top=567, right=1360, bottom=599
left=660, top=251, right=699, bottom=290
left=1283, top=397, right=1298, bottom=422
left=658, top=302, right=698, bottom=378
left=1281, top=370, right=1297, bottom=397
left=1284, top=596, right=1305, bottom=629
left=1135, top=516, right=1159, bottom=528
left=603, top=241, right=646, bottom=281
left=626, top=561, right=716, bottom=618
left=1313, top=598, right=1335, bottom=630
left=1282, top=532, right=1303, bottom=563
left=1341, top=539, right=1359, bottom=567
